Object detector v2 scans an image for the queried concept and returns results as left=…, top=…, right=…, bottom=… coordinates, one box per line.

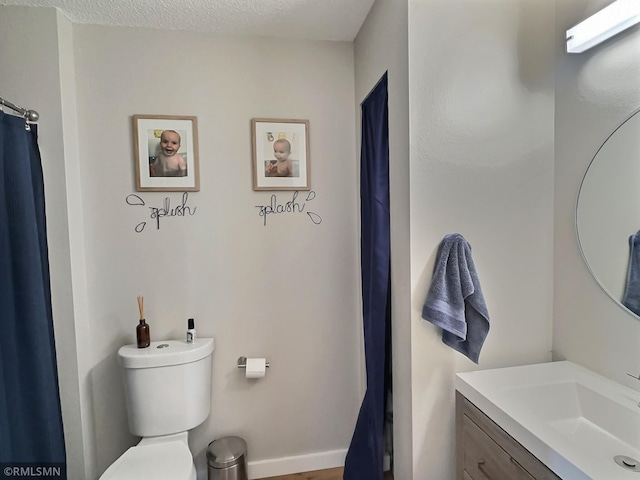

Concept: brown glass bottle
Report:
left=136, top=319, right=150, bottom=348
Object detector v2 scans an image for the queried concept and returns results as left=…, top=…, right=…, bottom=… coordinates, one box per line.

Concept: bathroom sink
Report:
left=504, top=380, right=640, bottom=457
left=456, top=361, right=640, bottom=479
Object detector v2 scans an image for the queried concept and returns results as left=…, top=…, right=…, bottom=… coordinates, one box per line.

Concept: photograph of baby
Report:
left=264, top=135, right=300, bottom=178
left=133, top=115, right=199, bottom=192
left=252, top=118, right=309, bottom=191
left=149, top=129, right=188, bottom=177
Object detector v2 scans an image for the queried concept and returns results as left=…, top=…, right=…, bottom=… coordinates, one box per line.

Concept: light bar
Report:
left=566, top=0, right=640, bottom=53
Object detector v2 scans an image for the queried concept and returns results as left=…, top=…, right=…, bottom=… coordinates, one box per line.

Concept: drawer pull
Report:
left=477, top=458, right=492, bottom=478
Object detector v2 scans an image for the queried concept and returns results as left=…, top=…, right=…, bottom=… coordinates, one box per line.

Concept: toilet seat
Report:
left=99, top=437, right=196, bottom=480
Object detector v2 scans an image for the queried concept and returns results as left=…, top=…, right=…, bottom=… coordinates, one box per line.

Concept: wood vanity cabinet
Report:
left=456, top=391, right=561, bottom=480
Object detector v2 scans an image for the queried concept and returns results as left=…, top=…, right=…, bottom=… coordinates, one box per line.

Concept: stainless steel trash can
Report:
left=207, top=436, right=248, bottom=480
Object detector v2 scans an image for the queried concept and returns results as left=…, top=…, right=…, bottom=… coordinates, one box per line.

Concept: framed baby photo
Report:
left=133, top=114, right=200, bottom=191
left=251, top=118, right=310, bottom=191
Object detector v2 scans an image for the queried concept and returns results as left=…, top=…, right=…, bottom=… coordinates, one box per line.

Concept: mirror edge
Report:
left=575, top=106, right=640, bottom=320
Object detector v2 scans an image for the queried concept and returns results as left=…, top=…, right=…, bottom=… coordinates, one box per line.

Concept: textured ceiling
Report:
left=0, top=0, right=374, bottom=41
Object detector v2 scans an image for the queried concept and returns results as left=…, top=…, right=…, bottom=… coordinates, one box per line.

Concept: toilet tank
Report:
left=118, top=338, right=214, bottom=437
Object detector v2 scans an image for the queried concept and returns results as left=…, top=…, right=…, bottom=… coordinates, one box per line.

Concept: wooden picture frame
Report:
left=133, top=114, right=200, bottom=191
left=251, top=118, right=310, bottom=191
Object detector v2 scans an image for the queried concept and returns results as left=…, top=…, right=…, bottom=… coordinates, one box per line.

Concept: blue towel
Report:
left=622, top=230, right=640, bottom=316
left=421, top=233, right=490, bottom=363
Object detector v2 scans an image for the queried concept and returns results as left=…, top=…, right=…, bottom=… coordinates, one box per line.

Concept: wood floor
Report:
left=256, top=467, right=393, bottom=480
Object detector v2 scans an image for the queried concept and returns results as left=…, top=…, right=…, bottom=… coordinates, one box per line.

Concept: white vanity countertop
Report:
left=456, top=361, right=640, bottom=480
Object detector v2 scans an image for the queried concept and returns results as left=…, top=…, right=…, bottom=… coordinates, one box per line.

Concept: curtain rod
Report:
left=0, top=96, right=40, bottom=122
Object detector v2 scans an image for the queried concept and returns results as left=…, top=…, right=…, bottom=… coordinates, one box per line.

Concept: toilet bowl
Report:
left=99, top=432, right=195, bottom=480
left=99, top=338, right=214, bottom=480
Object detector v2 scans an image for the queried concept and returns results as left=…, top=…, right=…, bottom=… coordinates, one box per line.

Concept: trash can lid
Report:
left=207, top=436, right=247, bottom=468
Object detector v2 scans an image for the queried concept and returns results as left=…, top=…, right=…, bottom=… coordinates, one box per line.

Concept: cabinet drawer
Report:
left=456, top=392, right=561, bottom=480
left=463, top=415, right=534, bottom=480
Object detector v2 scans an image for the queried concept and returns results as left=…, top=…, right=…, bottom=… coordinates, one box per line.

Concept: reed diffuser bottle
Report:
left=136, top=296, right=150, bottom=348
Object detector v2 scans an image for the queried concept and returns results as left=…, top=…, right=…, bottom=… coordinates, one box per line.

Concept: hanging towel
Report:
left=421, top=233, right=490, bottom=363
left=622, top=230, right=640, bottom=316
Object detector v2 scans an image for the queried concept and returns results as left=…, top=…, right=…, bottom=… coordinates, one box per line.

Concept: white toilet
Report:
left=100, top=337, right=214, bottom=480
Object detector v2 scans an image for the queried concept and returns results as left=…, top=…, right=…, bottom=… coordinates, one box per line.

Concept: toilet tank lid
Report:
left=118, top=338, right=214, bottom=369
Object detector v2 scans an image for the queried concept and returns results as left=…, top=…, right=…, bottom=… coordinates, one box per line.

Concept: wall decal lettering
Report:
left=255, top=190, right=322, bottom=226
left=125, top=192, right=197, bottom=233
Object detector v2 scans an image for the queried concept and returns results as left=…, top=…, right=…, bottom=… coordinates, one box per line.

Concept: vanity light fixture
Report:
left=566, top=0, right=640, bottom=53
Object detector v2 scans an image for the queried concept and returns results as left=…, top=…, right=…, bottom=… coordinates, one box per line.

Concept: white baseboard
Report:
left=247, top=449, right=347, bottom=479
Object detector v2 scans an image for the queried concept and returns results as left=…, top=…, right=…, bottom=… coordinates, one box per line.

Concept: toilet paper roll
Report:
left=245, top=358, right=267, bottom=379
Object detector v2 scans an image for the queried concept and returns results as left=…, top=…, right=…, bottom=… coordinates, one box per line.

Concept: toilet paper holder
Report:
left=237, top=356, right=270, bottom=369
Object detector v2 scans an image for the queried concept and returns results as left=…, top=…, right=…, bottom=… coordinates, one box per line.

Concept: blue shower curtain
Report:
left=344, top=73, right=391, bottom=480
left=0, top=112, right=66, bottom=473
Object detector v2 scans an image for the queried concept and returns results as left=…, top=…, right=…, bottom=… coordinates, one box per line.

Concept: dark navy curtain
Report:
left=0, top=112, right=66, bottom=472
left=344, top=73, right=391, bottom=480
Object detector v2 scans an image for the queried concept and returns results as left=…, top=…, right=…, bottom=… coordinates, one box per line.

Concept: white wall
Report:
left=408, top=0, right=556, bottom=477
left=554, top=0, right=640, bottom=388
left=354, top=1, right=412, bottom=479
left=71, top=25, right=362, bottom=479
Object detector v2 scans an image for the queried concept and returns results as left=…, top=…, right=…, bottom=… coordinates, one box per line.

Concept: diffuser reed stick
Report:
left=137, top=295, right=144, bottom=320
left=136, top=295, right=150, bottom=348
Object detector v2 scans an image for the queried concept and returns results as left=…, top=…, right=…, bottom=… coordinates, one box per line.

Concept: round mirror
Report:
left=576, top=107, right=640, bottom=317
